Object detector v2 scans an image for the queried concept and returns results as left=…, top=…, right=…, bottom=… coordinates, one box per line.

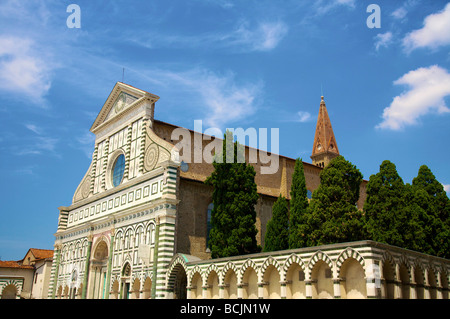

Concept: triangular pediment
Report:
left=90, top=82, right=159, bottom=134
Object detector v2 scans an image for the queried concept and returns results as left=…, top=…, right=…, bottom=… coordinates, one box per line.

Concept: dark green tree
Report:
left=264, top=195, right=289, bottom=252
left=411, top=165, right=450, bottom=258
left=205, top=130, right=260, bottom=258
left=288, top=158, right=310, bottom=249
left=363, top=160, right=409, bottom=248
left=412, top=165, right=450, bottom=224
left=307, top=156, right=365, bottom=246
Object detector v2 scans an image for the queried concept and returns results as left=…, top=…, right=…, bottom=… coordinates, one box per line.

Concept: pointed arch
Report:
left=221, top=261, right=239, bottom=282
left=336, top=248, right=365, bottom=277
left=205, top=264, right=220, bottom=284
left=239, top=258, right=258, bottom=283
left=166, top=254, right=189, bottom=299
left=188, top=265, right=204, bottom=286
left=307, top=250, right=333, bottom=273
left=261, top=257, right=282, bottom=275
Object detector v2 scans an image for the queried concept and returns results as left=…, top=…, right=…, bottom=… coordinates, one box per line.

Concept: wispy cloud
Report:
left=168, top=68, right=262, bottom=128
left=374, top=32, right=393, bottom=51
left=226, top=21, right=289, bottom=52
left=76, top=132, right=96, bottom=159
left=296, top=111, right=312, bottom=123
left=25, top=123, right=44, bottom=135
left=130, top=20, right=288, bottom=53
left=403, top=3, right=450, bottom=52
left=377, top=65, right=450, bottom=130
left=17, top=123, right=59, bottom=156
left=314, top=0, right=355, bottom=15
left=391, top=7, right=408, bottom=20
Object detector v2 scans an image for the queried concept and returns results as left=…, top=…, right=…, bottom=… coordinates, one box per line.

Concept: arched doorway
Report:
left=339, top=258, right=366, bottom=299
left=121, top=262, right=132, bottom=299
left=311, top=261, right=333, bottom=299
left=91, top=240, right=109, bottom=299
left=191, top=272, right=203, bottom=299
left=263, top=265, right=281, bottom=299
left=169, top=264, right=187, bottom=299
left=1, top=284, right=18, bottom=299
left=285, top=263, right=306, bottom=299
left=223, top=269, right=238, bottom=299
left=242, top=267, right=258, bottom=299
left=382, top=260, right=396, bottom=299
left=206, top=271, right=220, bottom=299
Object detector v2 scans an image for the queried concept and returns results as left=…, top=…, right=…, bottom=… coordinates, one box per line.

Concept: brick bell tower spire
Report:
left=311, top=96, right=339, bottom=168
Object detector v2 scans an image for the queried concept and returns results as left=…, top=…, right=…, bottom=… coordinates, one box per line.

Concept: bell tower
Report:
left=311, top=96, right=339, bottom=168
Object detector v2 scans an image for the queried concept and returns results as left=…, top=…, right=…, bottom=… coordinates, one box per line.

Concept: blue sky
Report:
left=1, top=0, right=449, bottom=260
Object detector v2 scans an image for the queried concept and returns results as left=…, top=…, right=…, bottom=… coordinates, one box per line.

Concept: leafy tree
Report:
left=363, top=160, right=409, bottom=248
left=205, top=131, right=261, bottom=258
left=288, top=158, right=310, bottom=249
left=307, top=156, right=365, bottom=246
left=264, top=195, right=289, bottom=252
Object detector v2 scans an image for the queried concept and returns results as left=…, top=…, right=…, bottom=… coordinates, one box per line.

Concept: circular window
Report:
left=112, top=154, right=125, bottom=187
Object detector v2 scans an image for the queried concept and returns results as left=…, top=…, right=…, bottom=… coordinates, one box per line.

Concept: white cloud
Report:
left=377, top=65, right=450, bottom=130
left=127, top=66, right=262, bottom=129
left=374, top=32, right=393, bottom=51
left=443, top=184, right=450, bottom=194
left=403, top=3, right=450, bottom=52
left=0, top=36, right=52, bottom=105
left=175, top=69, right=262, bottom=128
left=296, top=111, right=312, bottom=123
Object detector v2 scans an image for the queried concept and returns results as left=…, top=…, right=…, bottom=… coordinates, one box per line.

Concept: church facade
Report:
left=49, top=82, right=449, bottom=299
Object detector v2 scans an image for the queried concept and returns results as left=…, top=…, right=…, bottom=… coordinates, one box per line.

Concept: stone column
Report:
left=258, top=282, right=264, bottom=299
left=423, top=268, right=431, bottom=299
left=305, top=279, right=313, bottom=299
left=219, top=285, right=225, bottom=299
left=81, top=235, right=93, bottom=299
left=409, top=265, right=417, bottom=299
left=237, top=284, right=243, bottom=299
left=151, top=217, right=160, bottom=299
left=394, top=264, right=402, bottom=299
left=104, top=227, right=115, bottom=299
left=333, top=278, right=341, bottom=298
left=280, top=282, right=287, bottom=299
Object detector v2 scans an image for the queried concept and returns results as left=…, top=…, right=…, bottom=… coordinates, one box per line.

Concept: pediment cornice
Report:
left=90, top=82, right=159, bottom=134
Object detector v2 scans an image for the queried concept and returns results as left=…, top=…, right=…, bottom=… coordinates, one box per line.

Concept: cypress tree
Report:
left=411, top=165, right=450, bottom=258
left=289, top=158, right=309, bottom=249
left=205, top=130, right=260, bottom=258
left=264, top=195, right=289, bottom=252
left=363, top=160, right=409, bottom=248
left=307, top=156, right=364, bottom=246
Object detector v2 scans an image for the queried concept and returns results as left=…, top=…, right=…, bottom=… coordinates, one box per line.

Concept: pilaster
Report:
left=81, top=234, right=93, bottom=299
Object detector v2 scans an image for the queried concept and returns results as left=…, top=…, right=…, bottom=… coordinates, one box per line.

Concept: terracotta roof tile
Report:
left=0, top=260, right=34, bottom=269
left=29, top=248, right=53, bottom=260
